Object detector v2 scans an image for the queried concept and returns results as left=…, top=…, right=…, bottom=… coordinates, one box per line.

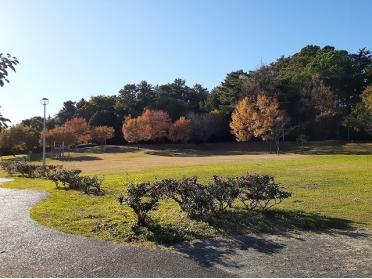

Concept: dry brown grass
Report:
left=41, top=141, right=371, bottom=174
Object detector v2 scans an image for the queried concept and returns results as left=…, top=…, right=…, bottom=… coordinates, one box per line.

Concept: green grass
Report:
left=1, top=144, right=371, bottom=245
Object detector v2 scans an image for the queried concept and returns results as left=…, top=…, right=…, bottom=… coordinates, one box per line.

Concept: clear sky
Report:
left=1, top=0, right=371, bottom=123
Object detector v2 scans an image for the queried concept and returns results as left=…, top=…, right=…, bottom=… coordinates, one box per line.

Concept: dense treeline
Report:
left=1, top=45, right=372, bottom=154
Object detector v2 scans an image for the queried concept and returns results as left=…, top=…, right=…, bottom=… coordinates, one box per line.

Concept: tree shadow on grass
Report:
left=144, top=209, right=367, bottom=268
left=47, top=155, right=103, bottom=162
left=143, top=141, right=372, bottom=157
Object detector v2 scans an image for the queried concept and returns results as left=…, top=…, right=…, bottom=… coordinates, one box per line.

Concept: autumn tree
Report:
left=168, top=117, right=191, bottom=143
left=230, top=96, right=285, bottom=153
left=91, top=126, right=114, bottom=146
left=307, top=74, right=337, bottom=120
left=44, top=126, right=77, bottom=147
left=229, top=97, right=258, bottom=142
left=0, top=125, right=39, bottom=154
left=140, top=109, right=171, bottom=142
left=255, top=95, right=285, bottom=153
left=143, top=109, right=166, bottom=141
left=123, top=118, right=142, bottom=143
left=123, top=109, right=172, bottom=143
left=64, top=117, right=91, bottom=144
left=343, top=85, right=372, bottom=136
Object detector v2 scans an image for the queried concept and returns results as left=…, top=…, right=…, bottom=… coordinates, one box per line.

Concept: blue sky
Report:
left=1, top=0, right=371, bottom=123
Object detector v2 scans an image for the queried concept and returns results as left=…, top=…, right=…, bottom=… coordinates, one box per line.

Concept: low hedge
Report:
left=119, top=174, right=291, bottom=227
left=0, top=161, right=103, bottom=195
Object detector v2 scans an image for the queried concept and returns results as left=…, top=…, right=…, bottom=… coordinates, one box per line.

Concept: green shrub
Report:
left=208, top=175, right=240, bottom=211
left=165, top=177, right=216, bottom=217
left=79, top=175, right=103, bottom=195
left=236, top=174, right=292, bottom=210
left=46, top=168, right=82, bottom=189
left=46, top=168, right=103, bottom=195
left=1, top=160, right=62, bottom=178
left=118, top=182, right=162, bottom=227
left=119, top=173, right=292, bottom=229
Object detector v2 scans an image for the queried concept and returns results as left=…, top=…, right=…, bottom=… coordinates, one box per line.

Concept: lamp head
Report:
left=40, top=98, right=49, bottom=105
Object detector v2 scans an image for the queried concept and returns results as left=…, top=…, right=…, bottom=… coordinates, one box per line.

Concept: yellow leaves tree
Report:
left=229, top=97, right=258, bottom=142
left=168, top=116, right=191, bottom=143
left=230, top=95, right=285, bottom=153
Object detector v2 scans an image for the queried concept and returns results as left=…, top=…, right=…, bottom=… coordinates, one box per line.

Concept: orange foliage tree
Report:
left=91, top=126, right=114, bottom=145
left=230, top=96, right=285, bottom=153
left=64, top=117, right=91, bottom=144
left=44, top=126, right=77, bottom=147
left=123, top=118, right=142, bottom=143
left=123, top=109, right=171, bottom=143
left=168, top=116, right=191, bottom=143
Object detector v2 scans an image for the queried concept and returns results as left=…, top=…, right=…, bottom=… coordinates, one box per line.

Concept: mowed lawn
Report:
left=1, top=141, right=371, bottom=244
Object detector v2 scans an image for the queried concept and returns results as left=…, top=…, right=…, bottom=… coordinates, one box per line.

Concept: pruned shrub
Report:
left=208, top=176, right=241, bottom=212
left=236, top=175, right=292, bottom=210
left=78, top=175, right=103, bottom=195
left=46, top=168, right=82, bottom=189
left=47, top=168, right=103, bottom=195
left=118, top=182, right=163, bottom=227
left=165, top=177, right=216, bottom=217
left=119, top=173, right=292, bottom=229
left=0, top=160, right=62, bottom=178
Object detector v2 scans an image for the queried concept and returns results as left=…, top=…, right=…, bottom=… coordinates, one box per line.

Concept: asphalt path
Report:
left=0, top=180, right=231, bottom=277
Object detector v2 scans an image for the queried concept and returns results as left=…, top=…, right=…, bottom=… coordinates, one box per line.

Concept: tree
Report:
left=91, top=126, right=115, bottom=146
left=21, top=116, right=56, bottom=132
left=343, top=85, right=372, bottom=136
left=64, top=117, right=91, bottom=144
left=76, top=95, right=117, bottom=121
left=255, top=95, right=285, bottom=153
left=122, top=109, right=171, bottom=143
left=55, top=101, right=76, bottom=125
left=0, top=125, right=39, bottom=154
left=44, top=126, right=77, bottom=147
left=229, top=97, right=258, bottom=142
left=1, top=53, right=19, bottom=131
left=230, top=96, right=285, bottom=153
left=307, top=74, right=337, bottom=120
left=0, top=53, right=19, bottom=87
left=139, top=109, right=171, bottom=142
left=208, top=70, right=249, bottom=114
left=187, top=112, right=216, bottom=142
left=123, top=118, right=142, bottom=143
left=168, top=117, right=191, bottom=143
left=0, top=111, right=10, bottom=131
left=89, top=110, right=117, bottom=127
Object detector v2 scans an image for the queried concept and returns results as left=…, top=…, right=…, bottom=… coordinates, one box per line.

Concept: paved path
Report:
left=1, top=178, right=371, bottom=277
left=0, top=181, right=230, bottom=277
left=175, top=231, right=372, bottom=277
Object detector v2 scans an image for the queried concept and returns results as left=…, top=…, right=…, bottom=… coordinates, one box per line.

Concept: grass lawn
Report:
left=1, top=141, right=371, bottom=245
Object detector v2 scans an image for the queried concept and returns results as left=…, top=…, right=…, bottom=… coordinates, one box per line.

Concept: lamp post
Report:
left=40, top=98, right=49, bottom=170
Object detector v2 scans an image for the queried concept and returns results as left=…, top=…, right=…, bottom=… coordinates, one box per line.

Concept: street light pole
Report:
left=40, top=98, right=49, bottom=171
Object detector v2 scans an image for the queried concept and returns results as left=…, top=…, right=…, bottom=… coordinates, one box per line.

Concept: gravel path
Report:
left=1, top=178, right=371, bottom=277
left=0, top=182, right=230, bottom=278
